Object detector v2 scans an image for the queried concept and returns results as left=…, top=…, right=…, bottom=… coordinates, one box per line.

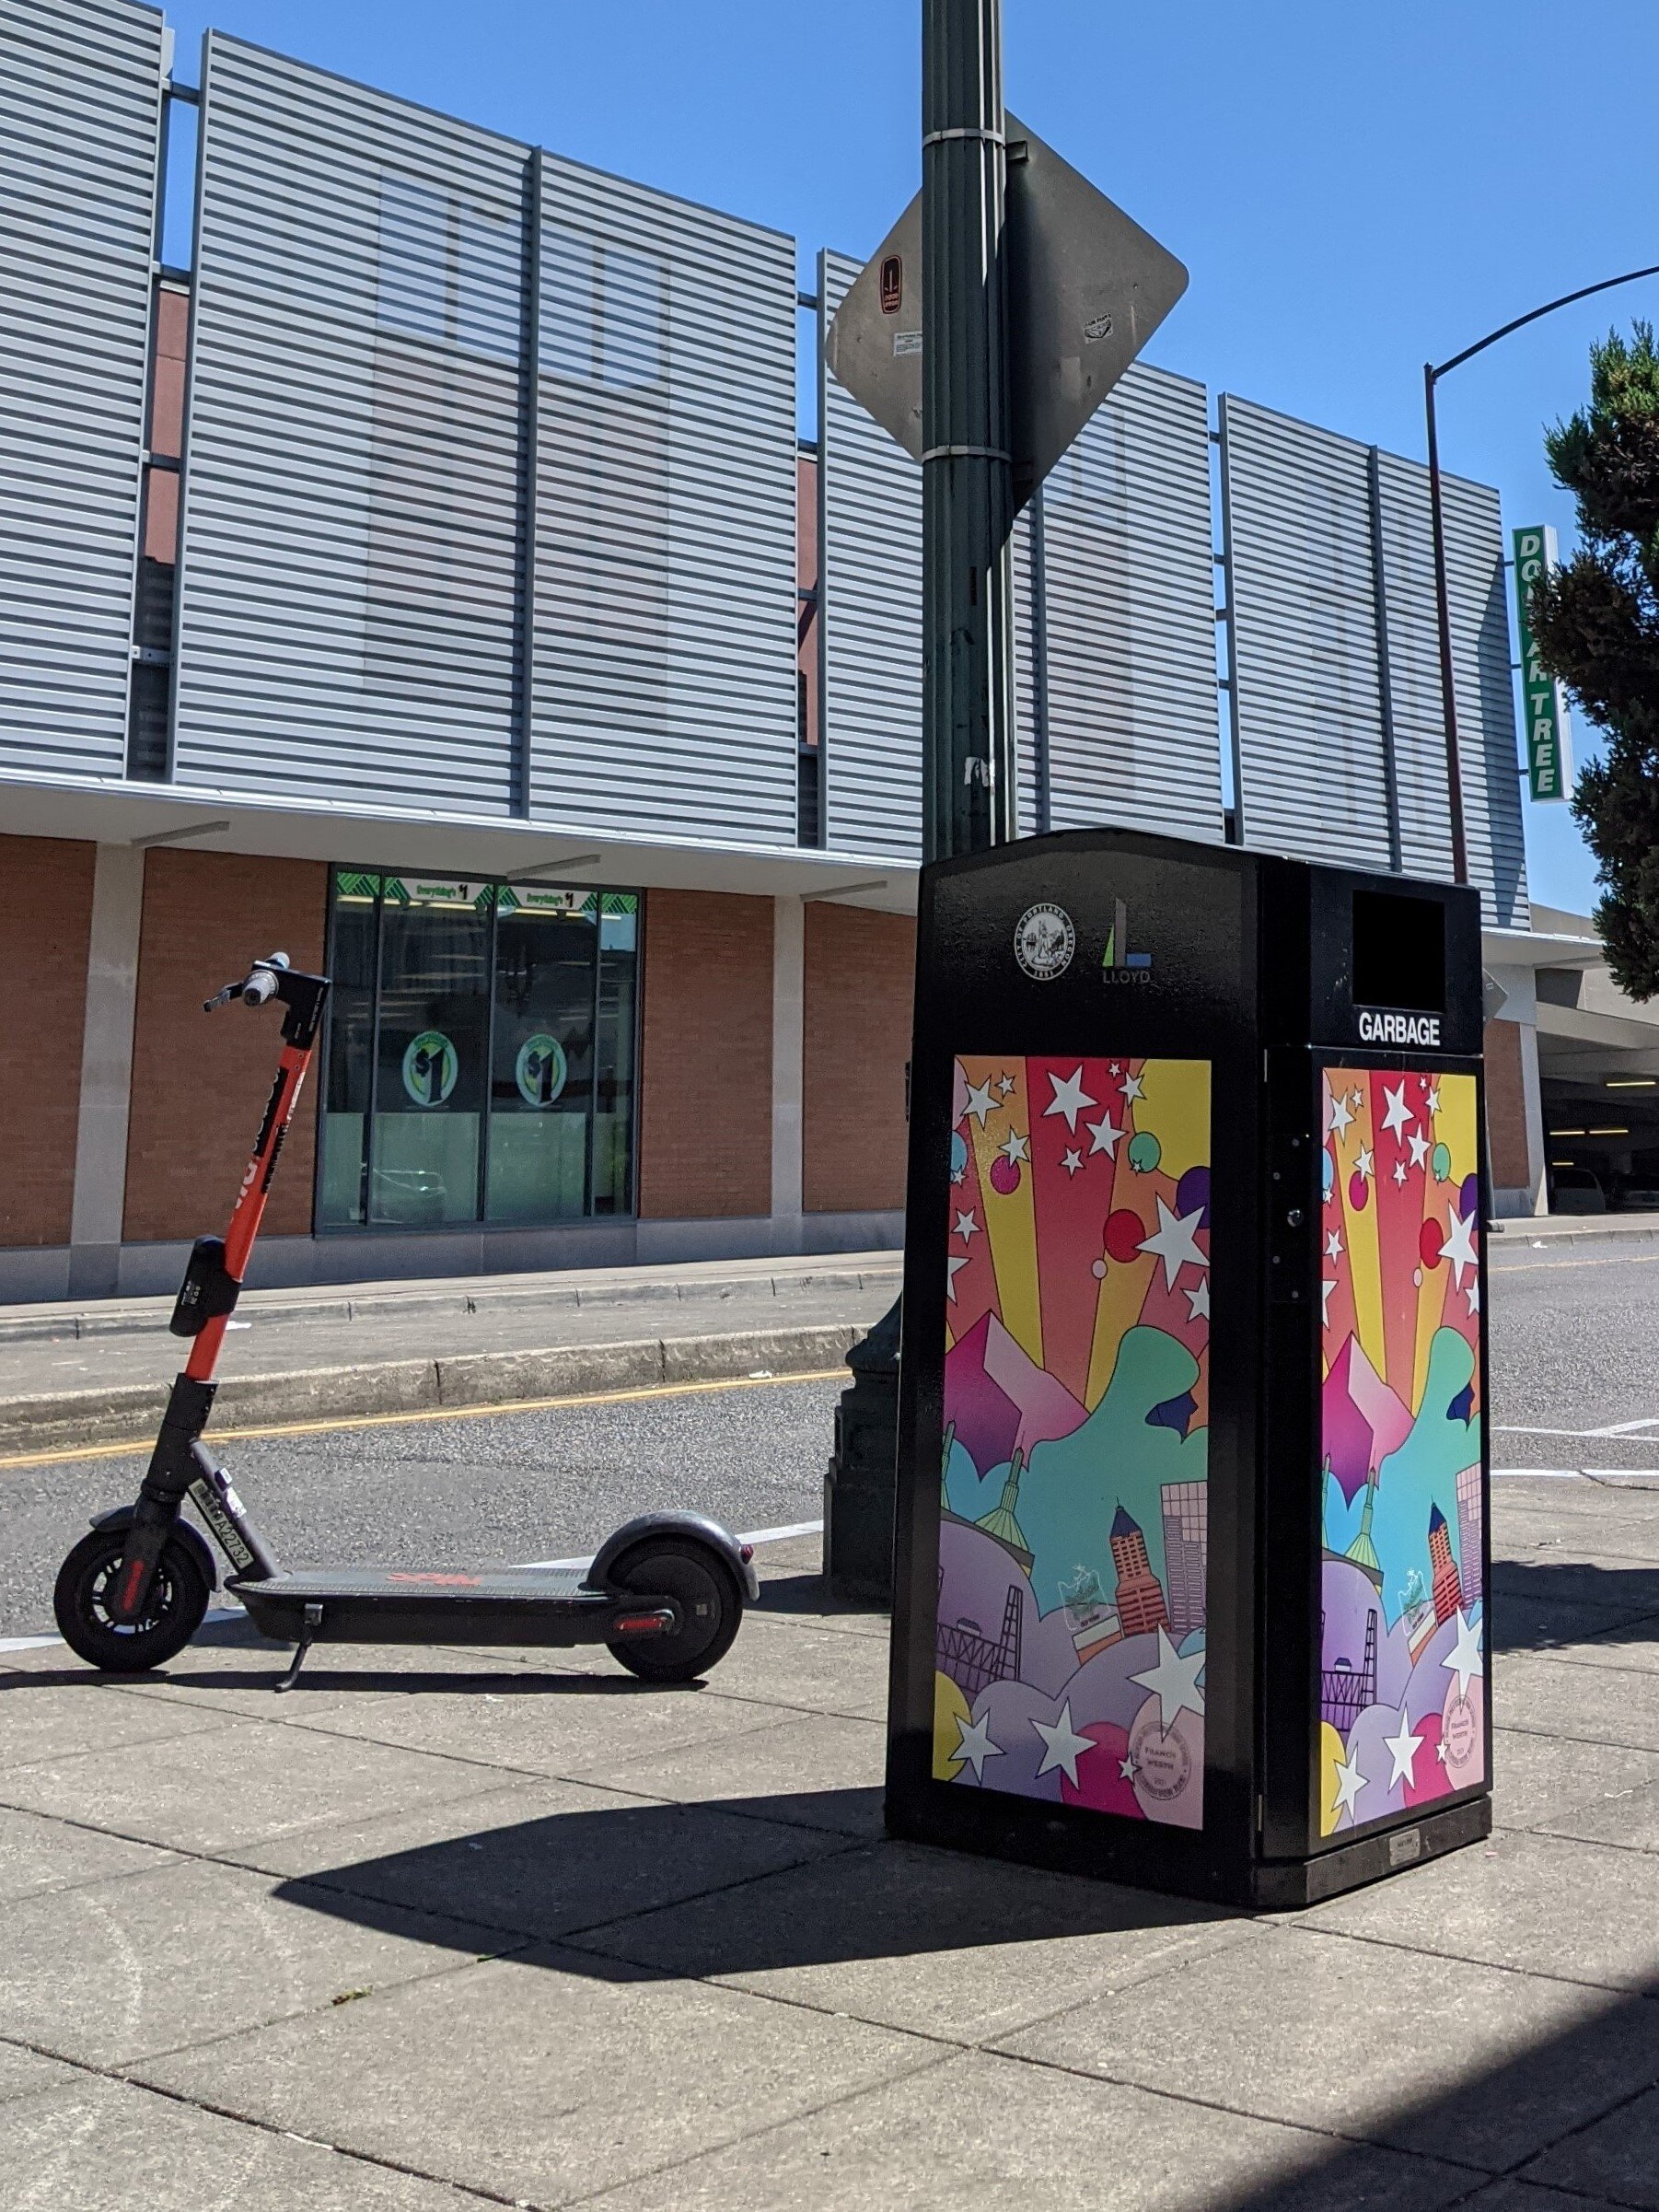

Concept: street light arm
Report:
left=1430, top=262, right=1659, bottom=384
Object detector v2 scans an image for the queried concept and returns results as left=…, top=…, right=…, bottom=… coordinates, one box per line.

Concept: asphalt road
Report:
left=3, top=1239, right=1656, bottom=1644
left=1487, top=1238, right=1659, bottom=1473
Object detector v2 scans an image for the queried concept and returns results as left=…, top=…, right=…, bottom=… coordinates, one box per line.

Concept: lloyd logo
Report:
left=1358, top=1008, right=1442, bottom=1046
left=1102, top=897, right=1153, bottom=984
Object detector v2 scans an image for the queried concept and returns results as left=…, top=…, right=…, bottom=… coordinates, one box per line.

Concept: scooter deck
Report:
left=231, top=1566, right=667, bottom=1647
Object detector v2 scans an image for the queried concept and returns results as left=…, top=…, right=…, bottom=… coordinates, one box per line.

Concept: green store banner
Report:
left=1512, top=526, right=1573, bottom=803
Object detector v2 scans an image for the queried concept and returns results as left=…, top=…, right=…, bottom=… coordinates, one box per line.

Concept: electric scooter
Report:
left=53, top=951, right=757, bottom=1691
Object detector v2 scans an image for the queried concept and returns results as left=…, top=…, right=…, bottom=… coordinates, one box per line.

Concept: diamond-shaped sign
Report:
left=826, top=113, right=1189, bottom=509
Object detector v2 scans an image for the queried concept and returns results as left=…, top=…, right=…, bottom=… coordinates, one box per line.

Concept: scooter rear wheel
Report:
left=53, top=1529, right=211, bottom=1672
left=606, top=1536, right=741, bottom=1683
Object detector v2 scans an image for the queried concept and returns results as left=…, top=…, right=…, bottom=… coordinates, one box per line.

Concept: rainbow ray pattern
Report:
left=934, top=1055, right=1212, bottom=1829
left=1317, top=1066, right=1486, bottom=1837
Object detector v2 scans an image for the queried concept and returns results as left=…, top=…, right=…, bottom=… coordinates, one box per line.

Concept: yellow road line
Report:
left=0, top=1367, right=848, bottom=1472
left=1492, top=1250, right=1659, bottom=1275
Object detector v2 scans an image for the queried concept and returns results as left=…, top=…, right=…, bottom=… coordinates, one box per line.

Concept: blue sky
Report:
left=158, top=0, right=1659, bottom=913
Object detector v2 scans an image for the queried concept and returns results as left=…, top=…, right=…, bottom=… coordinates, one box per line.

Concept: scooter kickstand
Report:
left=274, top=1602, right=324, bottom=1694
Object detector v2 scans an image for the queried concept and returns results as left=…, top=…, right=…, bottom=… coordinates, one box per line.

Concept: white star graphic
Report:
left=1119, top=1754, right=1137, bottom=1780
left=1329, top=1092, right=1354, bottom=1137
left=1185, top=1280, right=1212, bottom=1322
left=1321, top=1278, right=1337, bottom=1323
left=1442, top=1609, right=1484, bottom=1696
left=1031, top=1701, right=1094, bottom=1787
left=1466, top=1279, right=1480, bottom=1317
left=1331, top=1751, right=1370, bottom=1822
left=1351, top=1089, right=1364, bottom=1110
left=1392, top=1160, right=1408, bottom=1186
left=999, top=1129, right=1030, bottom=1168
left=946, top=1254, right=970, bottom=1304
left=1044, top=1065, right=1098, bottom=1133
left=1354, top=1146, right=1375, bottom=1181
left=1085, top=1111, right=1123, bottom=1159
left=1061, top=1147, right=1084, bottom=1178
left=1381, top=1709, right=1424, bottom=1790
left=963, top=1079, right=996, bottom=1128
left=997, top=1073, right=1017, bottom=1097
left=1326, top=1228, right=1344, bottom=1261
left=1130, top=1626, right=1206, bottom=1729
left=952, top=1708, right=1004, bottom=1782
left=1120, top=1070, right=1145, bottom=1103
left=1439, top=1204, right=1479, bottom=1288
left=1381, top=1080, right=1414, bottom=1140
left=1409, top=1129, right=1431, bottom=1170
left=954, top=1210, right=980, bottom=1243
left=1138, top=1198, right=1208, bottom=1291
left=1426, top=1086, right=1442, bottom=1114
left=1109, top=1062, right=1123, bottom=1077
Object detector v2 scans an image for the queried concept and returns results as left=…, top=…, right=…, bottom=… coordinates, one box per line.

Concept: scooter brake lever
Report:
left=203, top=983, right=239, bottom=1013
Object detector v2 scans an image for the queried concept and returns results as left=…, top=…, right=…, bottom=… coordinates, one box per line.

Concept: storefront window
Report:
left=318, top=871, right=639, bottom=1231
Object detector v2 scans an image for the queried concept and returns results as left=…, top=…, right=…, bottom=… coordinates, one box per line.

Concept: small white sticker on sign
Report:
left=1387, top=1827, right=1421, bottom=1869
left=893, top=331, right=922, bottom=356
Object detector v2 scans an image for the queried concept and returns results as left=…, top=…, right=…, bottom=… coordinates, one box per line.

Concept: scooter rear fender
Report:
left=585, top=1511, right=759, bottom=1603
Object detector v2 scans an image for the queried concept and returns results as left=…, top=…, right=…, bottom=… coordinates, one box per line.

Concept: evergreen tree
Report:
left=1526, top=323, right=1659, bottom=998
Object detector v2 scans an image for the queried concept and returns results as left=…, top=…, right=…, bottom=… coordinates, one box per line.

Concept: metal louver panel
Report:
left=173, top=36, right=529, bottom=812
left=819, top=250, right=923, bottom=858
left=1374, top=453, right=1527, bottom=926
left=1222, top=393, right=1526, bottom=924
left=0, top=0, right=161, bottom=778
left=1017, top=365, right=1221, bottom=842
left=529, top=159, right=797, bottom=844
left=1221, top=396, right=1394, bottom=870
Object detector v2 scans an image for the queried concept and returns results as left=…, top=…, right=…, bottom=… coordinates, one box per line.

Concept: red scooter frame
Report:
left=105, top=952, right=328, bottom=1630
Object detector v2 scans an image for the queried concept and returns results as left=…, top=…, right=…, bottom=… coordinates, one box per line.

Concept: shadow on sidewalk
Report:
left=271, top=1784, right=1229, bottom=1972
left=1489, top=1557, right=1659, bottom=1654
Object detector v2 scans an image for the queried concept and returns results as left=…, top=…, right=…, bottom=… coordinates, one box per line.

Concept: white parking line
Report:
left=516, top=1517, right=825, bottom=1572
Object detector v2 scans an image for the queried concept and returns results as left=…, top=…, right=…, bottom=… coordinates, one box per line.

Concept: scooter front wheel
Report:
left=53, top=1528, right=211, bottom=1672
left=606, top=1537, right=742, bottom=1684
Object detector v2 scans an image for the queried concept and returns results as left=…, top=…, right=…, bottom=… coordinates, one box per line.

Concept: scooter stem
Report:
left=109, top=959, right=331, bottom=1625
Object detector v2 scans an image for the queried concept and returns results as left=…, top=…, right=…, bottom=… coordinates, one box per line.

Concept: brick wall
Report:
left=0, top=836, right=96, bottom=1246
left=123, top=852, right=329, bottom=1241
left=1484, top=1016, right=1533, bottom=1191
left=637, top=890, right=773, bottom=1219
left=803, top=903, right=914, bottom=1214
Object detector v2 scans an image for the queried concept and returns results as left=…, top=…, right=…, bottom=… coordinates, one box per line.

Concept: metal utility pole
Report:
left=1422, top=258, right=1659, bottom=892
left=824, top=0, right=1018, bottom=1601
left=921, top=0, right=1017, bottom=860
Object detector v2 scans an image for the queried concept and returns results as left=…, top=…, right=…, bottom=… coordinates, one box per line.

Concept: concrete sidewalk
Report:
left=0, top=1254, right=899, bottom=1455
left=3, top=1478, right=1659, bottom=2208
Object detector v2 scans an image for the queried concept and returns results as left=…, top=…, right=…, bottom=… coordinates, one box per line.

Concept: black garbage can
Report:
left=885, top=828, right=1491, bottom=1907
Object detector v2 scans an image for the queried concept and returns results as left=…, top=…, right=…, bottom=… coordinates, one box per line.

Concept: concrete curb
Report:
left=0, top=1324, right=860, bottom=1456
left=0, top=1263, right=902, bottom=1346
left=1491, top=1219, right=1659, bottom=1252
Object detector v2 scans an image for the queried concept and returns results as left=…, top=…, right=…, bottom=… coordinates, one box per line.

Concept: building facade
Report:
left=1, top=0, right=1560, bottom=1302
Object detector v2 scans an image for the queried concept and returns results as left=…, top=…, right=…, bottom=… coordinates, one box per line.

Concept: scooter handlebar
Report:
left=203, top=951, right=291, bottom=1014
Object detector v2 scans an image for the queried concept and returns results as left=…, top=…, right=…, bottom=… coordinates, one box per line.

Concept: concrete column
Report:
left=771, top=893, right=805, bottom=1253
left=67, top=844, right=145, bottom=1297
left=1516, top=1016, right=1548, bottom=1217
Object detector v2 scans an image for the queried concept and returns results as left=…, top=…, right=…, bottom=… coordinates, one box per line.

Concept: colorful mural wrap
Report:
left=932, top=1054, right=1212, bottom=1829
left=1317, top=1065, right=1486, bottom=1837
